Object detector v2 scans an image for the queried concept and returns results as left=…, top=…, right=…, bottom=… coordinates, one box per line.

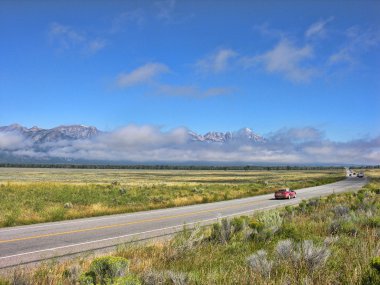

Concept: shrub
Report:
left=141, top=270, right=167, bottom=285
left=279, top=222, right=303, bottom=241
left=275, top=239, right=296, bottom=261
left=371, top=257, right=380, bottom=273
left=248, top=219, right=264, bottom=232
left=307, top=199, right=320, bottom=208
left=340, top=221, right=358, bottom=236
left=141, top=270, right=188, bottom=285
left=332, top=204, right=350, bottom=217
left=328, top=220, right=342, bottom=235
left=89, top=256, right=129, bottom=284
left=169, top=225, right=204, bottom=258
left=301, top=240, right=330, bottom=271
left=62, top=264, right=81, bottom=283
left=210, top=219, right=234, bottom=244
left=113, top=274, right=142, bottom=285
left=119, top=188, right=127, bottom=195
left=167, top=271, right=189, bottom=285
left=79, top=272, right=95, bottom=285
left=361, top=257, right=380, bottom=285
left=4, top=210, right=19, bottom=227
left=365, top=216, right=380, bottom=228
left=247, top=250, right=273, bottom=278
left=9, top=269, right=30, bottom=285
left=258, top=210, right=283, bottom=234
left=230, top=216, right=248, bottom=232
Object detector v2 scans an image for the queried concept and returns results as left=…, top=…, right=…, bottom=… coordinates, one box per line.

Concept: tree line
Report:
left=0, top=163, right=378, bottom=171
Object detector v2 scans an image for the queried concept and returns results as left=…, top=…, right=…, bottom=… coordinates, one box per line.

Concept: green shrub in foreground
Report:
left=361, top=257, right=380, bottom=285
left=85, top=256, right=130, bottom=285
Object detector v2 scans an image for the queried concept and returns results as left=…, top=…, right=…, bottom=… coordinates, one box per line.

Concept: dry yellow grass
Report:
left=0, top=167, right=345, bottom=227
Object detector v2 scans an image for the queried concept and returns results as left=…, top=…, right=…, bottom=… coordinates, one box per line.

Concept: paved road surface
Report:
left=0, top=177, right=367, bottom=269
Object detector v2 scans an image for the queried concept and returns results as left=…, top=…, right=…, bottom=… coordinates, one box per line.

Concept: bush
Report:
left=301, top=240, right=330, bottom=271
left=340, top=221, right=358, bottom=236
left=258, top=210, right=283, bottom=234
left=279, top=222, right=302, bottom=241
left=62, top=264, right=81, bottom=283
left=247, top=250, right=273, bottom=278
left=361, top=257, right=380, bottom=285
left=365, top=216, right=380, bottom=228
left=248, top=239, right=330, bottom=281
left=275, top=239, right=296, bottom=261
left=113, top=274, right=142, bottom=285
left=248, top=219, right=264, bottom=232
left=89, top=256, right=129, bottom=284
left=307, top=199, right=320, bottom=208
left=332, top=205, right=350, bottom=217
left=371, top=257, right=380, bottom=273
left=169, top=225, right=204, bottom=258
left=210, top=219, right=234, bottom=244
left=141, top=270, right=166, bottom=285
left=230, top=216, right=248, bottom=232
left=79, top=272, right=96, bottom=285
left=167, top=271, right=188, bottom=285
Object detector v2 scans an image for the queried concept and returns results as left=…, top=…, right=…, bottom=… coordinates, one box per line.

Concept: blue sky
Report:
left=1, top=0, right=379, bottom=142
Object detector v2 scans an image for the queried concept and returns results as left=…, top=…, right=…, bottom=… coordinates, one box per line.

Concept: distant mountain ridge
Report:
left=0, top=124, right=100, bottom=144
left=189, top=128, right=264, bottom=143
left=0, top=124, right=264, bottom=144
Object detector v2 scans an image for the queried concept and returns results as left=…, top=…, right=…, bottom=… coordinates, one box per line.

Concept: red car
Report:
left=274, top=188, right=297, bottom=199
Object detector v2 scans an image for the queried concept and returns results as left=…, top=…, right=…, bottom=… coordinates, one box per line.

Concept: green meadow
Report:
left=0, top=168, right=344, bottom=227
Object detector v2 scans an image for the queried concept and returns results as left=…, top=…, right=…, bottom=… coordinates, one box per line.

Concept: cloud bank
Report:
left=0, top=126, right=378, bottom=165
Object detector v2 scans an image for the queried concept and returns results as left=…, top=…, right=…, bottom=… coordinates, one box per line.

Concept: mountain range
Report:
left=0, top=124, right=264, bottom=145
left=0, top=124, right=266, bottom=163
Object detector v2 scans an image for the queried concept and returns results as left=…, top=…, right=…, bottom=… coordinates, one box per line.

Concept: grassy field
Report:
left=0, top=168, right=345, bottom=227
left=0, top=169, right=378, bottom=285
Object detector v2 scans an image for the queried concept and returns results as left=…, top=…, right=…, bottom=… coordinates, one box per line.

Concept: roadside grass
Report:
left=0, top=169, right=344, bottom=227
left=0, top=170, right=378, bottom=285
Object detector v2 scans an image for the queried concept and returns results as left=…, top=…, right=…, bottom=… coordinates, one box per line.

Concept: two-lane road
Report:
left=0, top=177, right=367, bottom=269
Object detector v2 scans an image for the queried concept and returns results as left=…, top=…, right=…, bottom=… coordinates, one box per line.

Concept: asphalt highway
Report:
left=0, top=177, right=367, bottom=269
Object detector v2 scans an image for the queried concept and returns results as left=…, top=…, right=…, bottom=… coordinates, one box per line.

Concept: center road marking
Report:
left=0, top=203, right=289, bottom=261
left=0, top=198, right=275, bottom=244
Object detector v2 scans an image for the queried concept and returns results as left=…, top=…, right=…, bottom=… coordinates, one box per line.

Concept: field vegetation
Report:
left=0, top=169, right=378, bottom=285
left=0, top=168, right=344, bottom=227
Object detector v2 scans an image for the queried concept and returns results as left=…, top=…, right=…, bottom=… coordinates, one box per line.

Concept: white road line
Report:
left=0, top=203, right=285, bottom=261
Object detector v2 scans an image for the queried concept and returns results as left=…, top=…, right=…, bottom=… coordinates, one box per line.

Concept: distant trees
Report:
left=0, top=163, right=377, bottom=171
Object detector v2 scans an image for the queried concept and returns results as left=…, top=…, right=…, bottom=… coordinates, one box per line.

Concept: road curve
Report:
left=0, top=177, right=367, bottom=269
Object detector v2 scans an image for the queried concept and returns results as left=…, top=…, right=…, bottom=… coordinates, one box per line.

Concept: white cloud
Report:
left=328, top=26, right=380, bottom=66
left=0, top=132, right=27, bottom=150
left=305, top=17, right=334, bottom=38
left=196, top=49, right=238, bottom=74
left=116, top=63, right=170, bottom=87
left=2, top=126, right=379, bottom=165
left=246, top=39, right=316, bottom=82
left=48, top=22, right=106, bottom=54
left=49, top=23, right=85, bottom=49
